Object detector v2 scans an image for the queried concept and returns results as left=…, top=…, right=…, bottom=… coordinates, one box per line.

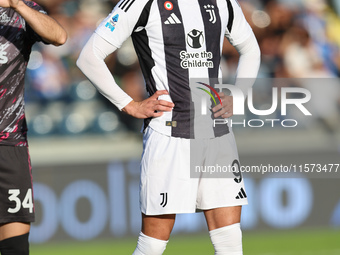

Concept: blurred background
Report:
left=23, top=0, right=340, bottom=254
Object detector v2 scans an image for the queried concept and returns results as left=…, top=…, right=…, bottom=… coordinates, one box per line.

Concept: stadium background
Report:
left=19, top=0, right=340, bottom=254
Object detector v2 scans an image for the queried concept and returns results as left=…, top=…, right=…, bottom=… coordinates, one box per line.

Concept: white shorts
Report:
left=140, top=127, right=248, bottom=215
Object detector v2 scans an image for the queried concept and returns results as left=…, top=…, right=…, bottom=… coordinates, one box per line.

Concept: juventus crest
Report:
left=204, top=5, right=216, bottom=24
left=160, top=192, right=168, bottom=207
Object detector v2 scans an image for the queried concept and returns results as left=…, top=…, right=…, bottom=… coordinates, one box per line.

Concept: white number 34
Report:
left=7, top=189, right=34, bottom=214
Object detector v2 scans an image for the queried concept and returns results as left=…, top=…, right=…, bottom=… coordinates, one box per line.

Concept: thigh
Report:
left=0, top=146, right=35, bottom=225
left=140, top=127, right=199, bottom=215
left=0, top=222, right=30, bottom=241
left=141, top=213, right=176, bottom=240
left=204, top=206, right=242, bottom=231
left=196, top=133, right=248, bottom=210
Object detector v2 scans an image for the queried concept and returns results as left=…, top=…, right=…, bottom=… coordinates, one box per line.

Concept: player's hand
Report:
left=212, top=92, right=233, bottom=118
left=122, top=90, right=175, bottom=119
left=0, top=0, right=21, bottom=8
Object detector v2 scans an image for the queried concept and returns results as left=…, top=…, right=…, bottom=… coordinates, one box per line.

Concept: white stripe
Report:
left=170, top=13, right=181, bottom=23
left=168, top=16, right=176, bottom=24
left=146, top=2, right=173, bottom=136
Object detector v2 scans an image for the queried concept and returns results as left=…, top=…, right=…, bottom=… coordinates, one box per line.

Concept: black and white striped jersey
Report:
left=96, top=0, right=253, bottom=139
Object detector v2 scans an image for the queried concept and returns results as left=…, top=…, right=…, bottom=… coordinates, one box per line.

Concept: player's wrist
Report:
left=11, top=1, right=25, bottom=12
left=122, top=100, right=138, bottom=116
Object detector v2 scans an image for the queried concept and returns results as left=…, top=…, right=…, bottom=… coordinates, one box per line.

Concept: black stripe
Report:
left=240, top=188, right=247, bottom=198
left=226, top=0, right=234, bottom=32
left=121, top=0, right=131, bottom=10
left=119, top=0, right=129, bottom=9
left=163, top=193, right=168, bottom=207
left=131, top=0, right=154, bottom=86
left=236, top=195, right=240, bottom=199
left=199, top=0, right=221, bottom=79
left=199, top=0, right=229, bottom=137
left=160, top=193, right=165, bottom=205
left=238, top=192, right=244, bottom=199
left=131, top=0, right=155, bottom=132
left=158, top=0, right=191, bottom=138
left=125, top=0, right=136, bottom=12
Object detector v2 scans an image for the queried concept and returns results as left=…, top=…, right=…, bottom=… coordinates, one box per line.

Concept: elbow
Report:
left=59, top=31, right=68, bottom=46
left=253, top=45, right=261, bottom=67
left=76, top=53, right=87, bottom=73
left=76, top=57, right=83, bottom=72
left=247, top=41, right=261, bottom=67
left=252, top=44, right=261, bottom=74
left=255, top=43, right=261, bottom=60
left=53, top=31, right=68, bottom=46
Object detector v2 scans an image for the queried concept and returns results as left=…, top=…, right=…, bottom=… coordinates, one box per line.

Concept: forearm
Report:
left=234, top=33, right=261, bottom=97
left=13, top=1, right=67, bottom=46
left=77, top=34, right=175, bottom=118
left=77, top=33, right=133, bottom=110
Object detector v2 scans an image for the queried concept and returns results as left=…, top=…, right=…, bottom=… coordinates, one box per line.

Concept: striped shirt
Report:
left=96, top=0, right=253, bottom=138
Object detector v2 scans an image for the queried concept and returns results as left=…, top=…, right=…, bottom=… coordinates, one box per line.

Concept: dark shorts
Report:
left=0, top=146, right=35, bottom=224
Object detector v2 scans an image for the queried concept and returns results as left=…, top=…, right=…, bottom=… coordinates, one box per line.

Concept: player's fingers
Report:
left=214, top=106, right=233, bottom=118
left=221, top=112, right=233, bottom=118
left=151, top=100, right=174, bottom=112
left=217, top=92, right=225, bottom=97
left=155, top=105, right=173, bottom=113
left=212, top=104, right=223, bottom=113
left=151, top=111, right=164, bottom=118
left=150, top=90, right=169, bottom=99
left=158, top=99, right=175, bottom=108
left=214, top=111, right=231, bottom=118
left=214, top=110, right=223, bottom=118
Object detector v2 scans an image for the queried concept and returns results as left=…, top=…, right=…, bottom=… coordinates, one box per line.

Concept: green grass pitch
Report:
left=30, top=228, right=340, bottom=255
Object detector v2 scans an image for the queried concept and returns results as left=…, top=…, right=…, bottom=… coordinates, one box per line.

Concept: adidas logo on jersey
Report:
left=164, top=13, right=181, bottom=24
left=235, top=187, right=247, bottom=199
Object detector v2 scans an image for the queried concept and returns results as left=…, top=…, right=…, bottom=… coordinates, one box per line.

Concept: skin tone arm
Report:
left=0, top=0, right=67, bottom=46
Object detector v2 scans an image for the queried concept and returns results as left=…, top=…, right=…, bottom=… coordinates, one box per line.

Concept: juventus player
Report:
left=0, top=0, right=67, bottom=254
left=78, top=0, right=260, bottom=254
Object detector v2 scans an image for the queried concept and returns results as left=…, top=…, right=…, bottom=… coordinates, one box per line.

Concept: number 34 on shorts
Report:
left=7, top=188, right=34, bottom=214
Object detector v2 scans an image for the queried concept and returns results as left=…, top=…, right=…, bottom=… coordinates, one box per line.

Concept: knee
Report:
left=132, top=232, right=168, bottom=255
left=209, top=223, right=243, bottom=255
left=0, top=233, right=30, bottom=255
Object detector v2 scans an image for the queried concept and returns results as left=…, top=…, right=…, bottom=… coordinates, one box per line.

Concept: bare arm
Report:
left=0, top=0, right=67, bottom=46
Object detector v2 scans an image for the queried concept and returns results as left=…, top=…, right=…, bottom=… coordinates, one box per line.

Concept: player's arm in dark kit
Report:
left=0, top=0, right=67, bottom=45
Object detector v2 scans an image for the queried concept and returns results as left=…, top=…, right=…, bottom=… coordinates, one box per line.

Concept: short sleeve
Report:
left=225, top=0, right=253, bottom=46
left=95, top=0, right=149, bottom=48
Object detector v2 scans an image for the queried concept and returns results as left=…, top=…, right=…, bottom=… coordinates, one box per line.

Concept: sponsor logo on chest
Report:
left=179, top=29, right=214, bottom=69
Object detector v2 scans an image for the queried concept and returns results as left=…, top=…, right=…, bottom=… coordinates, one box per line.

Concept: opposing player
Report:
left=77, top=0, right=260, bottom=254
left=0, top=0, right=67, bottom=254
